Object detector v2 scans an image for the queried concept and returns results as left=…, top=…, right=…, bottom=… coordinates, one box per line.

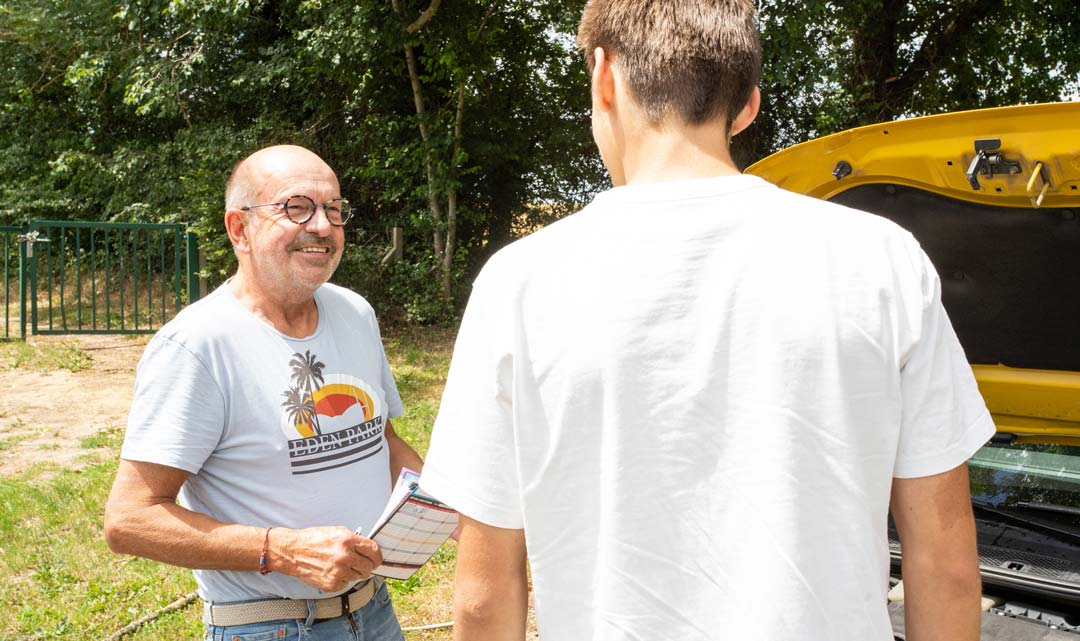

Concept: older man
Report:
left=105, top=145, right=420, bottom=641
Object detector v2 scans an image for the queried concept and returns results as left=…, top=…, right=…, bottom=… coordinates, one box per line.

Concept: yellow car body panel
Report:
left=746, top=102, right=1080, bottom=209
left=973, top=366, right=1080, bottom=443
left=746, top=102, right=1080, bottom=441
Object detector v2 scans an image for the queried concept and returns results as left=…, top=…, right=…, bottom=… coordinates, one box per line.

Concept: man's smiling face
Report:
left=242, top=149, right=345, bottom=299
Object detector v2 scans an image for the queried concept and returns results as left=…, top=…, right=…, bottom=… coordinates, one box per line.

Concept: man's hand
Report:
left=105, top=460, right=382, bottom=591
left=269, top=526, right=383, bottom=592
left=453, top=514, right=527, bottom=641
left=891, top=462, right=982, bottom=641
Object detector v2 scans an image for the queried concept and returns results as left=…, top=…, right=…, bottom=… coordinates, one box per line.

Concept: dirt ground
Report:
left=0, top=334, right=149, bottom=477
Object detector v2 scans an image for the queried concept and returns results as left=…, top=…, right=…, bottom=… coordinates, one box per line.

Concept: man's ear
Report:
left=729, top=86, right=761, bottom=138
left=225, top=208, right=250, bottom=254
left=590, top=47, right=617, bottom=116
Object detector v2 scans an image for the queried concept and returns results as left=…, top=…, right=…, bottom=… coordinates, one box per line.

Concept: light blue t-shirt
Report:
left=121, top=282, right=403, bottom=603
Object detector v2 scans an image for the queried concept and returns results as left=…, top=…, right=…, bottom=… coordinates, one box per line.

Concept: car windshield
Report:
left=969, top=442, right=1080, bottom=528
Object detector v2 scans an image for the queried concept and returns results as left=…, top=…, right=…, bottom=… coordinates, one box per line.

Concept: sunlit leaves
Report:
left=744, top=0, right=1080, bottom=165
left=5, top=0, right=1075, bottom=308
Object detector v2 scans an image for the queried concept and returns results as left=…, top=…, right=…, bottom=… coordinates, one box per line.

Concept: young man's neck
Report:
left=615, top=120, right=741, bottom=186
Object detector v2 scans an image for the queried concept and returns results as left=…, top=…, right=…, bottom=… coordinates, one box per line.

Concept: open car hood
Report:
left=747, top=102, right=1080, bottom=445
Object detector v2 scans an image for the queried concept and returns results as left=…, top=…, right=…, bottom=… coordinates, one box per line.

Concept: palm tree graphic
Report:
left=281, top=386, right=315, bottom=435
left=288, top=350, right=326, bottom=435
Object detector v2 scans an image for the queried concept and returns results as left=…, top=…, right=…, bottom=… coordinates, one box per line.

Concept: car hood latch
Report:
left=966, top=138, right=1022, bottom=191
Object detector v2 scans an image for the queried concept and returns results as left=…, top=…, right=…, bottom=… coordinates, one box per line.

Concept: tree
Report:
left=388, top=0, right=467, bottom=301
left=376, top=0, right=600, bottom=305
left=2, top=0, right=1076, bottom=320
left=735, top=0, right=1080, bottom=167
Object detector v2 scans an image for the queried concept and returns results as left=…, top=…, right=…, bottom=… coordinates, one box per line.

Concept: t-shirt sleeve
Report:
left=894, top=248, right=996, bottom=478
left=421, top=268, right=523, bottom=529
left=120, top=335, right=227, bottom=474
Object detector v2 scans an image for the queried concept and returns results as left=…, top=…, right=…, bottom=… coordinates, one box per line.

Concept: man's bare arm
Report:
left=103, top=459, right=382, bottom=592
left=385, top=418, right=424, bottom=481
left=453, top=514, right=528, bottom=641
left=890, top=462, right=982, bottom=641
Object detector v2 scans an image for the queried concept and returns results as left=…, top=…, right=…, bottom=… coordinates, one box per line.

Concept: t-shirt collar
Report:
left=593, top=173, right=772, bottom=205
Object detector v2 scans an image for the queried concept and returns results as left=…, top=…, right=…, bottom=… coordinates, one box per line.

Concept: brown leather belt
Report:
left=205, top=578, right=380, bottom=627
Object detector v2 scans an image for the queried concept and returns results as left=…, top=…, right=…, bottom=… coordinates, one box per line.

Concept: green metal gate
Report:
left=1, top=221, right=200, bottom=339
left=2, top=225, right=25, bottom=339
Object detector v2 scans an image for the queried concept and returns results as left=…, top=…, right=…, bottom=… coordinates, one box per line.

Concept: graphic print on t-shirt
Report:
left=279, top=350, right=386, bottom=475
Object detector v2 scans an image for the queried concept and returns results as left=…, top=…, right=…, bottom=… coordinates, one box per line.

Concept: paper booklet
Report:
left=363, top=468, right=458, bottom=580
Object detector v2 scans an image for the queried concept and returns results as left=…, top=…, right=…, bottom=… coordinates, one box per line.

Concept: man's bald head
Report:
left=225, top=145, right=338, bottom=211
left=222, top=144, right=346, bottom=297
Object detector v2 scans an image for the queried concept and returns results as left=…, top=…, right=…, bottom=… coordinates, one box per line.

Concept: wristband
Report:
left=258, top=526, right=273, bottom=575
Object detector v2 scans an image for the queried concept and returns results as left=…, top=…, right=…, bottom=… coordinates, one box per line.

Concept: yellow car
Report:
left=748, top=102, right=1080, bottom=637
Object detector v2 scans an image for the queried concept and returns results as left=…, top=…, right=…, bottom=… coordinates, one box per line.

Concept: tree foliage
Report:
left=736, top=0, right=1080, bottom=165
left=1, top=0, right=1077, bottom=321
left=0, top=0, right=601, bottom=321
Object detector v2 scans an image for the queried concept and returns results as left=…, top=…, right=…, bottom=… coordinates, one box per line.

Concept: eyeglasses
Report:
left=241, top=195, right=352, bottom=227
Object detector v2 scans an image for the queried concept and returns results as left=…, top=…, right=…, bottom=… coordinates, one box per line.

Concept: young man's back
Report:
left=423, top=175, right=992, bottom=639
left=422, top=2, right=990, bottom=639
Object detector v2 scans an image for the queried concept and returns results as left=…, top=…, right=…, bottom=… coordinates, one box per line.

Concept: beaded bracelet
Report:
left=258, top=526, right=273, bottom=575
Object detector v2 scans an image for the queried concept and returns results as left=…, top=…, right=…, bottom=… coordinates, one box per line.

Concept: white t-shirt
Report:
left=121, top=282, right=403, bottom=603
left=421, top=175, right=994, bottom=641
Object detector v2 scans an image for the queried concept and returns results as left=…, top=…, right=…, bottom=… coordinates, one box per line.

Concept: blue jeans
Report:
left=204, top=582, right=406, bottom=641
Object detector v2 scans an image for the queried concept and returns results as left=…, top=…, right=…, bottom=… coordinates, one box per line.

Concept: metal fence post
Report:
left=186, top=231, right=200, bottom=304
left=29, top=225, right=39, bottom=336
left=173, top=227, right=183, bottom=313
left=18, top=230, right=27, bottom=340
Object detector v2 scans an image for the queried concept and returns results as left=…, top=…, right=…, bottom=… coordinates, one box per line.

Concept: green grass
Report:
left=79, top=426, right=124, bottom=450
left=0, top=457, right=202, bottom=640
left=0, top=327, right=457, bottom=641
left=382, top=326, right=455, bottom=459
left=0, top=339, right=93, bottom=372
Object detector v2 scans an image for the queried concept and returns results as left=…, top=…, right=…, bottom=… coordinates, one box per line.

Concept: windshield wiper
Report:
left=1016, top=501, right=1080, bottom=518
left=970, top=499, right=1080, bottom=547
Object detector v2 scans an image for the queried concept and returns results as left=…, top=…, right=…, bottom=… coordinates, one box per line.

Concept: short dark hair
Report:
left=577, top=0, right=761, bottom=129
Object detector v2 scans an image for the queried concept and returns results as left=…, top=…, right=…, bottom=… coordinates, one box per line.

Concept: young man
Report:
left=104, top=145, right=421, bottom=640
left=420, top=2, right=992, bottom=640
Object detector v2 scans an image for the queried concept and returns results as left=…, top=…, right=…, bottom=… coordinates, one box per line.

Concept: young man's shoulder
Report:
left=482, top=177, right=919, bottom=272
left=773, top=185, right=917, bottom=240
left=472, top=204, right=594, bottom=289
